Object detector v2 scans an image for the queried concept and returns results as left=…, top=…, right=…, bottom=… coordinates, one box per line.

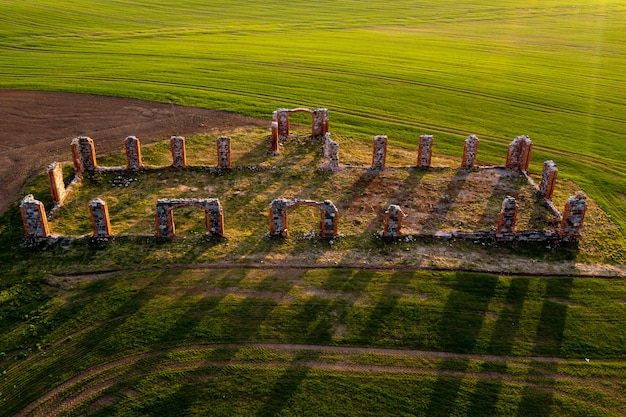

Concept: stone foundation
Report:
left=417, top=135, right=433, bottom=168
left=155, top=198, right=224, bottom=238
left=539, top=160, right=558, bottom=200
left=20, top=195, right=50, bottom=239
left=496, top=196, right=518, bottom=235
left=372, top=135, right=388, bottom=169
left=47, top=162, right=66, bottom=205
left=269, top=198, right=338, bottom=238
left=559, top=192, right=587, bottom=242
left=70, top=136, right=98, bottom=174
left=506, top=135, right=532, bottom=172
left=217, top=136, right=232, bottom=169
left=125, top=136, right=143, bottom=170
left=170, top=135, right=187, bottom=168
left=383, top=204, right=406, bottom=237
left=462, top=135, right=479, bottom=168
left=89, top=198, right=112, bottom=238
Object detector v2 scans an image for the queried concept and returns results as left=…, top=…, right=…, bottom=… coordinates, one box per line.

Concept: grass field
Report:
left=2, top=1, right=626, bottom=415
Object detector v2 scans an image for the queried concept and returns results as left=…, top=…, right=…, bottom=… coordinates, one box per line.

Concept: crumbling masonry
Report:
left=155, top=198, right=224, bottom=238
left=506, top=135, right=532, bottom=172
left=272, top=108, right=329, bottom=142
left=539, top=160, right=558, bottom=201
left=496, top=196, right=518, bottom=235
left=125, top=136, right=143, bottom=170
left=20, top=195, right=50, bottom=239
left=71, top=136, right=98, bottom=174
left=47, top=162, right=66, bottom=205
left=269, top=198, right=338, bottom=238
left=170, top=135, right=187, bottom=168
left=462, top=135, right=479, bottom=168
left=417, top=135, right=434, bottom=168
left=559, top=193, right=587, bottom=241
left=89, top=198, right=112, bottom=238
left=383, top=204, right=406, bottom=237
left=217, top=136, right=232, bottom=169
left=372, top=135, right=388, bottom=169
left=323, top=133, right=340, bottom=171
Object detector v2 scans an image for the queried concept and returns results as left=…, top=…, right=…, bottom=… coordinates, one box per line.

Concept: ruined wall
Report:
left=417, top=135, right=434, bottom=168
left=559, top=193, right=587, bottom=241
left=323, top=132, right=339, bottom=171
left=47, top=162, right=66, bottom=205
left=462, top=135, right=479, bottom=168
left=539, top=160, right=558, bottom=200
left=372, top=135, right=388, bottom=169
left=217, top=136, right=232, bottom=169
left=155, top=198, right=224, bottom=238
left=70, top=136, right=98, bottom=174
left=271, top=121, right=280, bottom=154
left=170, top=135, right=187, bottom=168
left=272, top=107, right=329, bottom=141
left=506, top=135, right=532, bottom=172
left=269, top=198, right=338, bottom=238
left=496, top=196, right=518, bottom=235
left=89, top=198, right=112, bottom=238
left=125, top=136, right=143, bottom=170
left=20, top=194, right=50, bottom=238
left=383, top=204, right=406, bottom=237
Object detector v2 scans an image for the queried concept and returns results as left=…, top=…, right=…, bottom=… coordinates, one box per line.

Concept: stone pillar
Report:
left=323, top=133, right=339, bottom=171
left=205, top=200, right=225, bottom=237
left=320, top=200, right=339, bottom=238
left=269, top=198, right=289, bottom=237
left=539, top=160, right=558, bottom=200
left=217, top=136, right=232, bottom=169
left=312, top=108, right=329, bottom=137
left=506, top=135, right=532, bottom=172
left=372, top=135, right=388, bottom=169
left=47, top=162, right=66, bottom=205
left=274, top=108, right=290, bottom=140
left=496, top=196, right=518, bottom=235
left=170, top=135, right=187, bottom=168
left=125, top=136, right=143, bottom=170
left=89, top=198, right=112, bottom=238
left=462, top=134, right=479, bottom=168
left=383, top=204, right=406, bottom=237
left=559, top=193, right=587, bottom=242
left=417, top=135, right=434, bottom=168
left=19, top=195, right=50, bottom=239
left=271, top=121, right=279, bottom=154
left=70, top=136, right=97, bottom=174
left=155, top=201, right=175, bottom=238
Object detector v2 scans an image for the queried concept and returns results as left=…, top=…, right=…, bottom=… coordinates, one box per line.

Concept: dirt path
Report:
left=0, top=90, right=267, bottom=214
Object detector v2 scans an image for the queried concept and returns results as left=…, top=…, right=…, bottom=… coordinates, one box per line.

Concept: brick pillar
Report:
left=461, top=134, right=479, bottom=168
left=217, top=136, right=232, bottom=169
left=274, top=108, right=290, bottom=140
left=205, top=201, right=225, bottom=237
left=506, top=135, right=532, bottom=172
left=70, top=136, right=97, bottom=174
left=417, top=135, right=434, bottom=168
left=372, top=135, right=388, bottom=169
left=155, top=201, right=175, bottom=237
left=170, top=135, right=187, bottom=168
left=323, top=133, right=339, bottom=171
left=271, top=121, right=279, bottom=154
left=89, top=198, right=112, bottom=238
left=383, top=204, right=406, bottom=237
left=539, top=160, right=558, bottom=200
left=496, top=196, right=518, bottom=235
left=125, top=136, right=143, bottom=170
left=559, top=193, right=587, bottom=242
left=320, top=200, right=338, bottom=238
left=19, top=195, right=50, bottom=238
left=312, top=108, right=329, bottom=137
left=269, top=198, right=289, bottom=237
left=47, top=162, right=66, bottom=205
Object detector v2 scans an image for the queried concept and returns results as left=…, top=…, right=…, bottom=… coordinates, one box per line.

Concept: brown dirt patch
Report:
left=0, top=90, right=267, bottom=214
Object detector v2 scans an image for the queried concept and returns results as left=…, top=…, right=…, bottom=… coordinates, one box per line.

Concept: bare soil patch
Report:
left=0, top=90, right=267, bottom=214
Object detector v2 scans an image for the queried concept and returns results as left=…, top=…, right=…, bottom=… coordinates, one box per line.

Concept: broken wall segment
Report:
left=272, top=107, right=329, bottom=141
left=269, top=198, right=338, bottom=238
left=89, top=198, right=112, bottom=238
left=20, top=194, right=50, bottom=239
left=70, top=136, right=98, bottom=174
left=322, top=132, right=339, bottom=171
left=496, top=196, right=518, bottom=235
left=417, top=135, right=434, bottom=168
left=559, top=193, right=587, bottom=242
left=371, top=135, right=388, bottom=169
left=125, top=136, right=143, bottom=170
left=217, top=136, right=232, bottom=169
left=170, top=135, right=187, bottom=168
left=155, top=198, right=224, bottom=238
left=462, top=135, right=479, bottom=168
left=539, top=160, right=558, bottom=201
left=383, top=204, right=406, bottom=237
left=506, top=135, right=532, bottom=172
left=47, top=162, right=66, bottom=205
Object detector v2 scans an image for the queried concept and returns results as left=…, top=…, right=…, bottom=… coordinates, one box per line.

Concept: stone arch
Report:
left=272, top=108, right=329, bottom=142
left=155, top=198, right=224, bottom=238
left=269, top=198, right=338, bottom=238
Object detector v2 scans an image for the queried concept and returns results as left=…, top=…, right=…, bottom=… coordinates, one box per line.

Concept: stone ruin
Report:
left=417, top=135, right=434, bottom=168
left=539, top=160, right=558, bottom=201
left=20, top=194, right=50, bottom=239
left=372, top=135, right=388, bottom=169
left=269, top=198, right=338, bottom=238
left=89, top=198, right=112, bottom=238
left=496, top=196, right=519, bottom=236
left=155, top=198, right=225, bottom=238
left=272, top=108, right=329, bottom=141
left=382, top=204, right=406, bottom=238
left=559, top=193, right=588, bottom=241
left=170, top=135, right=187, bottom=168
left=47, top=162, right=67, bottom=205
left=506, top=135, right=532, bottom=172
left=322, top=133, right=340, bottom=171
left=125, top=136, right=143, bottom=170
left=217, top=136, right=232, bottom=169
left=71, top=136, right=98, bottom=174
left=461, top=135, right=479, bottom=168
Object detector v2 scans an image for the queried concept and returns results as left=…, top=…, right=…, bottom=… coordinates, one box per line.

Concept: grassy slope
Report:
left=1, top=0, right=625, bottom=234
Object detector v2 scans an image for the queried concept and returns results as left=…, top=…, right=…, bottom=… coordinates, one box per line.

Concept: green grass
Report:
left=1, top=0, right=625, bottom=235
